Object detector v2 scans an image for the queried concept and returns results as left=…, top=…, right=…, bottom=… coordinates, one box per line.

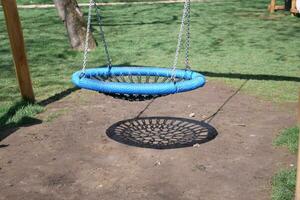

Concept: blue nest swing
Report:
left=72, top=0, right=206, bottom=101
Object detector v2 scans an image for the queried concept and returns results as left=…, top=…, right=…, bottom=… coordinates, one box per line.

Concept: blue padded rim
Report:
left=72, top=66, right=206, bottom=95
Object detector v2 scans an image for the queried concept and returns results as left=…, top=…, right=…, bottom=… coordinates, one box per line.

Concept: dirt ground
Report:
left=0, top=81, right=297, bottom=200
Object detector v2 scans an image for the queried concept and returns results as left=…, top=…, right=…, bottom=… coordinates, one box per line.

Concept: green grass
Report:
left=272, top=126, right=299, bottom=200
left=16, top=0, right=52, bottom=4
left=1, top=0, right=300, bottom=128
left=274, top=126, right=300, bottom=154
left=16, top=0, right=165, bottom=5
left=272, top=168, right=296, bottom=200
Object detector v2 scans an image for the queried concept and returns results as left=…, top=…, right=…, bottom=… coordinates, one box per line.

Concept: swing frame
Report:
left=268, top=0, right=299, bottom=14
left=1, top=0, right=35, bottom=102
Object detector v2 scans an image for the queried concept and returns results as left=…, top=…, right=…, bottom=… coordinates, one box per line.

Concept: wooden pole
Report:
left=295, top=90, right=300, bottom=200
left=269, top=0, right=276, bottom=12
left=1, top=0, right=35, bottom=102
left=269, top=0, right=291, bottom=13
left=290, top=0, right=298, bottom=14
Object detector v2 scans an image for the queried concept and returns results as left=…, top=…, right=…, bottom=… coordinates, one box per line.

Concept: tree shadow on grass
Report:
left=199, top=71, right=300, bottom=82
left=0, top=101, right=42, bottom=129
left=0, top=100, right=43, bottom=143
left=91, top=17, right=178, bottom=27
left=0, top=101, right=42, bottom=144
left=113, top=65, right=300, bottom=82
left=0, top=87, right=79, bottom=143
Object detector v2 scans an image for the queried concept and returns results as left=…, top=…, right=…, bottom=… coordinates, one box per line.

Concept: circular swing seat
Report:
left=72, top=66, right=206, bottom=100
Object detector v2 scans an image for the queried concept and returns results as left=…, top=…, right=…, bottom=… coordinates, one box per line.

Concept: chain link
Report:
left=82, top=0, right=93, bottom=73
left=184, top=0, right=191, bottom=70
left=171, top=0, right=191, bottom=80
left=93, top=0, right=112, bottom=68
left=82, top=0, right=112, bottom=73
left=82, top=0, right=190, bottom=79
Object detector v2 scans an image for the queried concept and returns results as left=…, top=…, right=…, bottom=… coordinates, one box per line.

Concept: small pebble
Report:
left=193, top=143, right=201, bottom=148
left=97, top=184, right=103, bottom=188
left=290, top=164, right=294, bottom=167
left=87, top=121, right=94, bottom=124
left=250, top=134, right=256, bottom=137
left=195, top=164, right=206, bottom=171
left=189, top=113, right=195, bottom=118
left=154, top=161, right=161, bottom=166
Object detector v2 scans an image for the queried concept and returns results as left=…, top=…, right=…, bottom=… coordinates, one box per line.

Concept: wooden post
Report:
left=1, top=0, right=35, bottom=102
left=296, top=90, right=300, bottom=200
left=269, top=0, right=276, bottom=12
left=290, top=0, right=298, bottom=14
left=268, top=0, right=288, bottom=13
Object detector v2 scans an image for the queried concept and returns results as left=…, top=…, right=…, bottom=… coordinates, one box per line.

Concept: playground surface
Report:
left=0, top=81, right=296, bottom=200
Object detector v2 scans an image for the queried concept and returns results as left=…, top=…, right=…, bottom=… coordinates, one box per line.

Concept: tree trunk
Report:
left=53, top=0, right=96, bottom=51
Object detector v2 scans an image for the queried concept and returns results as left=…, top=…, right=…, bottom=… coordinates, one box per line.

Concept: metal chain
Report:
left=93, top=0, right=112, bottom=69
left=82, top=0, right=190, bottom=78
left=185, top=0, right=191, bottom=70
left=81, top=0, right=93, bottom=72
left=171, top=0, right=191, bottom=79
left=82, top=0, right=112, bottom=73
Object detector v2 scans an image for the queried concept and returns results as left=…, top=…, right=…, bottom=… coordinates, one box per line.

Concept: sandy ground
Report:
left=0, top=81, right=296, bottom=200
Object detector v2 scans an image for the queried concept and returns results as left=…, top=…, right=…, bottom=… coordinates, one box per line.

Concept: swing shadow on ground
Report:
left=0, top=100, right=43, bottom=145
left=106, top=116, right=218, bottom=149
left=105, top=72, right=249, bottom=149
left=104, top=81, right=246, bottom=150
